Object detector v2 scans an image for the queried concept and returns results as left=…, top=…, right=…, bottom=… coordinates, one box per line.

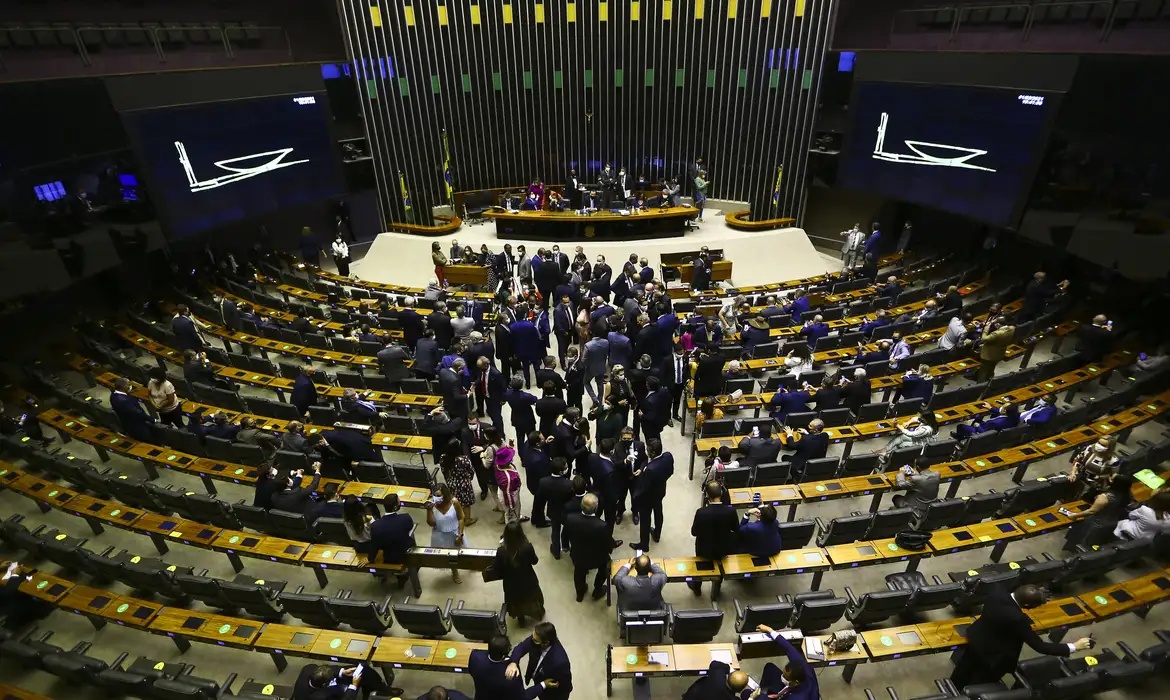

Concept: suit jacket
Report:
left=468, top=649, right=526, bottom=700
left=841, top=378, right=872, bottom=414
left=534, top=369, right=566, bottom=398
left=640, top=389, right=672, bottom=431
left=964, top=586, right=1070, bottom=677
left=369, top=512, right=415, bottom=564
left=736, top=436, right=782, bottom=468
left=473, top=368, right=507, bottom=406
left=1076, top=324, right=1113, bottom=363
left=607, top=332, right=632, bottom=369
left=509, top=636, right=573, bottom=700
left=612, top=563, right=667, bottom=611
left=429, top=311, right=454, bottom=350
left=511, top=320, right=545, bottom=363
left=681, top=661, right=734, bottom=700
left=171, top=315, right=203, bottom=351
left=218, top=298, right=241, bottom=330
left=438, top=367, right=469, bottom=414
left=290, top=374, right=319, bottom=414
left=691, top=503, right=739, bottom=561
left=784, top=431, right=830, bottom=473
left=377, top=345, right=411, bottom=382
left=110, top=391, right=152, bottom=437
left=810, top=385, right=841, bottom=411
left=631, top=324, right=658, bottom=361
left=769, top=390, right=810, bottom=421
left=534, top=396, right=567, bottom=437
left=319, top=430, right=378, bottom=473
left=786, top=296, right=811, bottom=323
left=980, top=326, right=1015, bottom=362
left=762, top=633, right=818, bottom=700
left=534, top=473, right=574, bottom=521
left=292, top=664, right=359, bottom=700
left=534, top=259, right=562, bottom=294
left=553, top=303, right=576, bottom=334
left=583, top=337, right=610, bottom=379
left=413, top=338, right=442, bottom=376
left=565, top=511, right=614, bottom=566
left=400, top=309, right=426, bottom=348
left=465, top=341, right=497, bottom=370
left=270, top=473, right=321, bottom=514
left=800, top=322, right=830, bottom=346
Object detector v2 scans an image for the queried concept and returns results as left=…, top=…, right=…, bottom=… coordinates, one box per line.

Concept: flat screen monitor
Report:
left=839, top=82, right=1060, bottom=227
left=624, top=620, right=665, bottom=647
left=123, top=93, right=342, bottom=238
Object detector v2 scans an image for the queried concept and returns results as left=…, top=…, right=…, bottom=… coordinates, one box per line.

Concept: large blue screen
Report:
left=838, top=82, right=1058, bottom=227
left=125, top=94, right=343, bottom=238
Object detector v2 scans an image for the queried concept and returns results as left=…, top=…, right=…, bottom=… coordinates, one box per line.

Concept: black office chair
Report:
left=752, top=462, right=791, bottom=486
left=885, top=572, right=962, bottom=618
left=844, top=586, right=912, bottom=628
left=786, top=591, right=847, bottom=632
left=266, top=510, right=315, bottom=541
left=798, top=457, right=840, bottom=483
left=777, top=520, right=816, bottom=549
left=815, top=514, right=872, bottom=546
left=450, top=601, right=508, bottom=643
left=220, top=580, right=286, bottom=620
left=232, top=502, right=271, bottom=533
left=719, top=467, right=753, bottom=489
left=865, top=507, right=914, bottom=540
left=733, top=598, right=793, bottom=633
left=279, top=587, right=340, bottom=628
left=391, top=597, right=454, bottom=637
left=328, top=592, right=395, bottom=634
left=915, top=498, right=967, bottom=531
left=275, top=449, right=312, bottom=471
left=41, top=645, right=114, bottom=685
left=668, top=603, right=724, bottom=644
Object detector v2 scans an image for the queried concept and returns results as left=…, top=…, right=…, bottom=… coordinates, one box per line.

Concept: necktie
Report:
left=481, top=375, right=488, bottom=398
left=676, top=358, right=683, bottom=384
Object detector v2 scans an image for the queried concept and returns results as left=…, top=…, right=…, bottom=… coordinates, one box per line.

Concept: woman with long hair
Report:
left=490, top=521, right=545, bottom=623
left=342, top=495, right=376, bottom=554
left=425, top=483, right=467, bottom=583
left=146, top=365, right=184, bottom=427
left=783, top=343, right=815, bottom=376
left=1115, top=490, right=1170, bottom=540
left=1064, top=473, right=1133, bottom=551
left=480, top=426, right=505, bottom=512
left=694, top=399, right=724, bottom=431
left=431, top=241, right=448, bottom=287
left=439, top=438, right=477, bottom=525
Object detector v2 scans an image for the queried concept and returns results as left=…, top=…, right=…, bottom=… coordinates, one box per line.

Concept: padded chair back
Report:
left=220, top=581, right=284, bottom=620
left=776, top=520, right=816, bottom=549
left=915, top=498, right=967, bottom=531
left=41, top=650, right=109, bottom=684
left=855, top=403, right=890, bottom=422
left=390, top=601, right=452, bottom=637
left=957, top=491, right=1006, bottom=526
left=845, top=589, right=912, bottom=628
left=280, top=591, right=339, bottom=628
left=818, top=407, right=853, bottom=427
left=816, top=514, right=872, bottom=546
left=798, top=457, right=839, bottom=482
left=905, top=582, right=962, bottom=614
left=669, top=608, right=724, bottom=644
left=392, top=463, right=434, bottom=488
left=839, top=452, right=880, bottom=477
left=752, top=462, right=791, bottom=486
left=174, top=573, right=232, bottom=608
left=275, top=449, right=312, bottom=471
left=734, top=601, right=793, bottom=633
left=185, top=494, right=241, bottom=529
left=719, top=467, right=753, bottom=489
left=267, top=509, right=314, bottom=540
left=699, top=418, right=736, bottom=438
left=450, top=605, right=507, bottom=643
left=328, top=597, right=394, bottom=634
left=866, top=507, right=915, bottom=540
left=789, top=594, right=847, bottom=632
left=233, top=502, right=271, bottom=532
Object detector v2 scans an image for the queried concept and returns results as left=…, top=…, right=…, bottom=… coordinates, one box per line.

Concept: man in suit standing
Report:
left=582, top=332, right=609, bottom=404
left=510, top=305, right=544, bottom=388
left=292, top=662, right=395, bottom=700
left=628, top=438, right=673, bottom=552
left=270, top=464, right=322, bottom=513
left=691, top=250, right=713, bottom=291
left=662, top=344, right=690, bottom=421
left=533, top=457, right=574, bottom=558
left=950, top=584, right=1092, bottom=691
left=399, top=297, right=426, bottom=350
left=212, top=292, right=241, bottom=332
left=552, top=294, right=576, bottom=367
left=428, top=301, right=455, bottom=351
left=413, top=328, right=442, bottom=379
left=840, top=368, right=872, bottom=415
left=472, top=356, right=507, bottom=432
left=368, top=494, right=415, bottom=564
left=565, top=169, right=583, bottom=208
left=109, top=377, right=155, bottom=442
left=438, top=358, right=470, bottom=420
left=1076, top=314, right=1114, bottom=363
left=291, top=366, right=320, bottom=417
left=564, top=494, right=617, bottom=601
left=977, top=318, right=1015, bottom=382
left=505, top=622, right=573, bottom=700
left=638, top=376, right=672, bottom=444
left=377, top=340, right=410, bottom=391
left=781, top=420, right=830, bottom=481
left=468, top=635, right=525, bottom=700
left=171, top=304, right=206, bottom=352
left=563, top=347, right=586, bottom=410
left=535, top=252, right=562, bottom=311
left=687, top=481, right=740, bottom=595
left=550, top=245, right=570, bottom=276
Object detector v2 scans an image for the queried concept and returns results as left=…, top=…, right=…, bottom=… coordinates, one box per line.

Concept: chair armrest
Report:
left=379, top=593, right=394, bottom=614
left=295, top=585, right=306, bottom=594
left=198, top=568, right=209, bottom=576
left=814, top=516, right=827, bottom=534
left=338, top=590, right=352, bottom=599
left=1041, top=552, right=1055, bottom=561
left=71, top=641, right=91, bottom=654
left=931, top=575, right=944, bottom=585
left=443, top=597, right=454, bottom=617
left=844, top=586, right=859, bottom=605
left=885, top=687, right=900, bottom=700
left=456, top=600, right=466, bottom=609
left=216, top=672, right=238, bottom=699
left=1117, top=640, right=1140, bottom=661
left=1013, top=671, right=1031, bottom=690
left=1154, top=630, right=1170, bottom=644
left=112, top=651, right=129, bottom=669
left=99, top=545, right=116, bottom=556
left=935, top=679, right=958, bottom=694
left=733, top=598, right=745, bottom=621
left=864, top=691, right=878, bottom=700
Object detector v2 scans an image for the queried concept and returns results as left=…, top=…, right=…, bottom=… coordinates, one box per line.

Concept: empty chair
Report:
left=1051, top=547, right=1118, bottom=588
left=885, top=572, right=962, bottom=617
left=816, top=514, right=872, bottom=546
left=855, top=403, right=891, bottom=422
left=733, top=599, right=793, bottom=633
left=41, top=648, right=111, bottom=686
left=752, top=462, right=791, bottom=486
left=328, top=592, right=395, bottom=634
left=309, top=405, right=340, bottom=426
left=391, top=597, right=454, bottom=637
left=915, top=497, right=967, bottom=531
left=174, top=572, right=233, bottom=609
left=280, top=587, right=340, bottom=628
left=184, top=494, right=241, bottom=529
left=952, top=570, right=1021, bottom=613
left=669, top=604, right=724, bottom=644
left=352, top=460, right=392, bottom=482
left=783, top=412, right=816, bottom=431
left=797, top=457, right=839, bottom=483
left=275, top=449, right=312, bottom=471
left=392, top=463, right=435, bottom=489
left=266, top=509, right=314, bottom=540
left=220, top=580, right=285, bottom=620
left=866, top=507, right=914, bottom=540
left=699, top=418, right=736, bottom=438
left=1018, top=557, right=1066, bottom=589
left=121, top=561, right=189, bottom=601
left=787, top=591, right=847, bottom=632
left=777, top=520, right=816, bottom=549
left=818, top=407, right=853, bottom=428
left=232, top=502, right=270, bottom=532
left=719, top=467, right=753, bottom=489
left=957, top=491, right=1006, bottom=526
left=839, top=452, right=881, bottom=477
left=844, top=586, right=912, bottom=628
left=450, top=602, right=508, bottom=643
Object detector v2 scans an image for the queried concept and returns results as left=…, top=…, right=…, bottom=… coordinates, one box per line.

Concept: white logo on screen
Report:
left=871, top=112, right=997, bottom=172
left=292, top=96, right=317, bottom=105
left=175, top=141, right=310, bottom=193
left=1018, top=94, right=1045, bottom=106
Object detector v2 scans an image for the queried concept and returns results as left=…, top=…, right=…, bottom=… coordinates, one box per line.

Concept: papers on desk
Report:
left=805, top=637, right=826, bottom=661
left=710, top=649, right=734, bottom=664
left=648, top=652, right=670, bottom=666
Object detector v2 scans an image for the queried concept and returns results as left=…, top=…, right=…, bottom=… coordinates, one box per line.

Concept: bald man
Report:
left=681, top=661, right=748, bottom=700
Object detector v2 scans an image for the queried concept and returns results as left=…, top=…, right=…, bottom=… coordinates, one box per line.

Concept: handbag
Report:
left=895, top=529, right=933, bottom=551
left=481, top=563, right=503, bottom=583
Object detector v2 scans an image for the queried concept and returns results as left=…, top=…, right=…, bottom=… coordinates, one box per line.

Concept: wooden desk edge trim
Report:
left=386, top=214, right=463, bottom=236
left=724, top=210, right=797, bottom=231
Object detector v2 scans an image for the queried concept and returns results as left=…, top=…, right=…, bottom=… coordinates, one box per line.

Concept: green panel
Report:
left=398, top=77, right=409, bottom=96
left=675, top=68, right=685, bottom=87
left=802, top=69, right=813, bottom=89
left=737, top=68, right=747, bottom=88
left=706, top=69, right=715, bottom=88
left=523, top=71, right=534, bottom=89
left=492, top=71, right=503, bottom=91
left=615, top=68, right=624, bottom=87
left=431, top=75, right=441, bottom=93
left=643, top=68, right=653, bottom=87
left=553, top=70, right=564, bottom=89
left=585, top=68, right=594, bottom=88
left=461, top=73, right=472, bottom=92
left=769, top=69, right=780, bottom=88
left=366, top=79, right=378, bottom=98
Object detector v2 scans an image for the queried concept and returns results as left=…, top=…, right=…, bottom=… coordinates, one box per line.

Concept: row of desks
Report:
left=605, top=568, right=1170, bottom=693
left=0, top=460, right=493, bottom=594
left=13, top=568, right=488, bottom=674
left=690, top=351, right=1135, bottom=477
left=304, top=265, right=495, bottom=302
left=663, top=252, right=908, bottom=301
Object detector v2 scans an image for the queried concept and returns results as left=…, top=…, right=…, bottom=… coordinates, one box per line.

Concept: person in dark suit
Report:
left=368, top=494, right=415, bottom=564
left=270, top=465, right=321, bottom=513
left=552, top=294, right=576, bottom=365
left=506, top=622, right=573, bottom=700
left=1076, top=315, right=1114, bottom=363
left=680, top=655, right=748, bottom=700
left=751, top=625, right=819, bottom=700
left=840, top=368, right=873, bottom=415
left=428, top=302, right=455, bottom=351
left=781, top=420, right=829, bottom=481
left=511, top=305, right=545, bottom=388
left=292, top=662, right=395, bottom=700
left=564, top=494, right=617, bottom=600
left=439, top=358, right=470, bottom=420
left=631, top=315, right=658, bottom=364
left=468, top=635, right=526, bottom=700
left=1018, top=271, right=1067, bottom=322
left=533, top=457, right=574, bottom=558
left=109, top=377, right=155, bottom=442
left=582, top=333, right=609, bottom=403
left=290, top=366, right=320, bottom=417
left=399, top=297, right=426, bottom=350
left=691, top=250, right=713, bottom=291
left=212, top=292, right=241, bottom=331
left=534, top=382, right=567, bottom=438
left=413, top=329, right=442, bottom=379
left=472, top=356, right=507, bottom=431
left=563, top=347, right=585, bottom=410
left=309, top=430, right=379, bottom=477
left=377, top=341, right=411, bottom=390
left=505, top=377, right=539, bottom=439
left=662, top=344, right=690, bottom=420
left=893, top=364, right=935, bottom=404
left=768, top=383, right=812, bottom=423
left=950, top=584, right=1092, bottom=690
left=171, top=304, right=206, bottom=352
left=519, top=431, right=554, bottom=521
left=534, top=254, right=562, bottom=311
left=550, top=245, right=570, bottom=276
left=809, top=374, right=841, bottom=411
left=534, top=357, right=566, bottom=402
left=687, top=481, right=740, bottom=595
left=638, top=377, right=672, bottom=443
left=629, top=438, right=673, bottom=552
left=736, top=428, right=782, bottom=468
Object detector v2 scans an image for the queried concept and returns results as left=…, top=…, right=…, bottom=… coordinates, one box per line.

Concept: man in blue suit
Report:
left=784, top=290, right=811, bottom=323
left=171, top=304, right=206, bottom=352
left=692, top=317, right=723, bottom=347
left=510, top=305, right=544, bottom=389
left=607, top=327, right=632, bottom=371
left=1020, top=394, right=1058, bottom=427
left=109, top=377, right=155, bottom=442
left=368, top=494, right=415, bottom=564
left=864, top=224, right=882, bottom=262
left=751, top=624, right=820, bottom=700
left=638, top=376, right=672, bottom=444
left=630, top=438, right=674, bottom=551
left=857, top=309, right=891, bottom=337
left=552, top=294, right=577, bottom=366
left=799, top=314, right=830, bottom=347
left=952, top=401, right=1021, bottom=440
left=290, top=366, right=320, bottom=417
left=468, top=636, right=525, bottom=700
left=853, top=339, right=892, bottom=366
left=769, top=383, right=812, bottom=422
left=506, top=622, right=573, bottom=700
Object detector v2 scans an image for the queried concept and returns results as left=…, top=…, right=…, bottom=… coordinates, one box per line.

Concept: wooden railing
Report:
left=725, top=210, right=798, bottom=231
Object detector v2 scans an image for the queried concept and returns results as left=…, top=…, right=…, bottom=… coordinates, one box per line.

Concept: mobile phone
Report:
left=1058, top=507, right=1074, bottom=517
left=753, top=492, right=761, bottom=503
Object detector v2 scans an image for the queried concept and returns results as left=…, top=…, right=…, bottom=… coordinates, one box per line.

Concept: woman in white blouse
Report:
left=332, top=233, right=350, bottom=276
left=146, top=366, right=184, bottom=427
left=878, top=407, right=938, bottom=465
left=1114, top=491, right=1170, bottom=540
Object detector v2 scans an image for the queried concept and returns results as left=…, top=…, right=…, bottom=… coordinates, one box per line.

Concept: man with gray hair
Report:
left=398, top=294, right=425, bottom=350
left=612, top=554, right=667, bottom=611
left=841, top=223, right=865, bottom=271
left=841, top=367, right=872, bottom=415
left=564, top=493, right=617, bottom=601
left=438, top=357, right=470, bottom=419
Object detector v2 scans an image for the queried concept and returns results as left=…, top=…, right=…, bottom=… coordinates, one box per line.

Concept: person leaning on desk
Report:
left=744, top=625, right=818, bottom=700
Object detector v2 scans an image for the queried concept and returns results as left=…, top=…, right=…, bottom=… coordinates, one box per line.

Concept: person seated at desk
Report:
left=893, top=364, right=935, bottom=404
left=781, top=420, right=829, bottom=480
left=1, top=560, right=55, bottom=631
left=680, top=653, right=749, bottom=700
left=1115, top=490, right=1170, bottom=540
left=182, top=349, right=231, bottom=390
left=340, top=387, right=391, bottom=424
left=769, top=383, right=812, bottom=422
left=1135, top=345, right=1170, bottom=373
left=952, top=401, right=1020, bottom=440
left=784, top=289, right=811, bottom=323
left=369, top=493, right=416, bottom=564
left=799, top=314, right=830, bottom=347
left=892, top=455, right=939, bottom=518
left=874, top=275, right=903, bottom=301
left=723, top=360, right=749, bottom=382
left=270, top=464, right=322, bottom=513
left=469, top=635, right=526, bottom=700
left=852, top=339, right=893, bottom=367
left=751, top=625, right=819, bottom=700
left=857, top=309, right=891, bottom=337
left=547, top=190, right=567, bottom=211
left=887, top=334, right=913, bottom=370
left=611, top=554, right=667, bottom=611
left=293, top=662, right=398, bottom=700
left=308, top=430, right=379, bottom=478
left=521, top=191, right=542, bottom=210
left=192, top=411, right=241, bottom=441
left=739, top=505, right=783, bottom=557
left=693, top=317, right=724, bottom=347
left=237, top=416, right=280, bottom=460
left=1019, top=394, right=1058, bottom=427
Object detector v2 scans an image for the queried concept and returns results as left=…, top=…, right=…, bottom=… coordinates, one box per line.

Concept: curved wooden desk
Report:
left=724, top=210, right=797, bottom=231
left=386, top=214, right=462, bottom=236
left=484, top=206, right=698, bottom=240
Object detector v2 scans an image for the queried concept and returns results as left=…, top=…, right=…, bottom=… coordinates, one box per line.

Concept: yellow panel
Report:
left=760, top=0, right=771, bottom=17
left=370, top=6, right=383, bottom=26
left=631, top=1, right=640, bottom=20
left=471, top=4, right=482, bottom=23
left=503, top=3, right=514, bottom=22
left=694, top=0, right=704, bottom=19
left=404, top=5, right=416, bottom=26
left=599, top=1, right=608, bottom=21
left=567, top=1, right=577, bottom=21
left=795, top=0, right=806, bottom=16
left=438, top=5, right=449, bottom=25
left=535, top=2, right=545, bottom=22
left=663, top=0, right=672, bottom=19
left=727, top=0, right=737, bottom=18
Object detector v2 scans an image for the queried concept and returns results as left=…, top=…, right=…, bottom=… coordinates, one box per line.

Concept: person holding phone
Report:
left=750, top=625, right=818, bottom=700
left=1, top=561, right=54, bottom=630
left=892, top=456, right=940, bottom=519
left=738, top=505, right=783, bottom=558
left=425, top=484, right=466, bottom=583
left=292, top=662, right=399, bottom=700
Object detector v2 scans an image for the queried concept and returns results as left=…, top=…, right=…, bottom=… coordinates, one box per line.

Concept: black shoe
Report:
left=628, top=542, right=647, bottom=552
left=651, top=530, right=661, bottom=543
left=551, top=549, right=561, bottom=560
left=576, top=592, right=585, bottom=602
left=591, top=588, right=607, bottom=600
left=388, top=688, right=406, bottom=698
left=612, top=539, right=624, bottom=549
left=614, top=513, right=624, bottom=525
left=631, top=513, right=640, bottom=526
left=533, top=521, right=551, bottom=529
left=479, top=490, right=488, bottom=501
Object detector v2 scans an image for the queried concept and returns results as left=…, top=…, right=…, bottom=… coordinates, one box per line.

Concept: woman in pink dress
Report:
left=527, top=179, right=545, bottom=209
left=493, top=442, right=527, bottom=525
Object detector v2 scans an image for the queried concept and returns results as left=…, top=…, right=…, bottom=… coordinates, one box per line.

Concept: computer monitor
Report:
left=623, top=619, right=665, bottom=646
left=34, top=181, right=66, bottom=202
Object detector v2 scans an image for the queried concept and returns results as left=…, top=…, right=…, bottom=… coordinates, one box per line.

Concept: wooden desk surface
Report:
left=429, top=640, right=484, bottom=671
left=665, top=252, right=906, bottom=300
left=825, top=542, right=887, bottom=567
left=720, top=553, right=786, bottom=579
left=915, top=618, right=974, bottom=651
left=487, top=206, right=698, bottom=222
left=1078, top=583, right=1149, bottom=621
left=609, top=645, right=677, bottom=675
left=771, top=548, right=832, bottom=574
left=1028, top=596, right=1095, bottom=632
left=149, top=607, right=261, bottom=648
left=0, top=685, right=53, bottom=700
left=305, top=266, right=495, bottom=301
left=671, top=643, right=741, bottom=672
left=861, top=624, right=938, bottom=660
left=1121, top=571, right=1170, bottom=605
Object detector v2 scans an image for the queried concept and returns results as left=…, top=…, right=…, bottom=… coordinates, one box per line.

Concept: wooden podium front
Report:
left=444, top=265, right=489, bottom=286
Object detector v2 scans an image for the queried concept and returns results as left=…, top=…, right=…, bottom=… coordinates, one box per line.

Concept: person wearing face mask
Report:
left=1069, top=436, right=1120, bottom=500
left=747, top=624, right=817, bottom=700
left=614, top=426, right=647, bottom=525
left=253, top=463, right=285, bottom=509
left=425, top=483, right=467, bottom=583
left=549, top=245, right=569, bottom=276
left=505, top=622, right=572, bottom=699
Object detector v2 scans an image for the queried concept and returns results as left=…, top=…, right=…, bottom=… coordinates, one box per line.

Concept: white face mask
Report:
left=1094, top=443, right=1109, bottom=453
left=596, top=258, right=603, bottom=264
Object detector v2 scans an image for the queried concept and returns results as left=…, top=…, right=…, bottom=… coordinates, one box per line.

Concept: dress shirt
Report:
left=888, top=339, right=912, bottom=366
left=938, top=317, right=968, bottom=350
